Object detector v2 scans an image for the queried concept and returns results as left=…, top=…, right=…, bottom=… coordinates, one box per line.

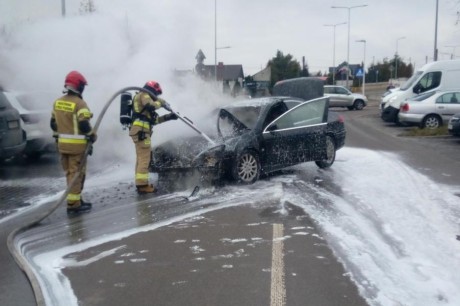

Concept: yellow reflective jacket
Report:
left=51, top=94, right=94, bottom=154
left=129, top=92, right=168, bottom=136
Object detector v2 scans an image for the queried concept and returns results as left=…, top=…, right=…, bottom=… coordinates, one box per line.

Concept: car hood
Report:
left=151, top=132, right=249, bottom=170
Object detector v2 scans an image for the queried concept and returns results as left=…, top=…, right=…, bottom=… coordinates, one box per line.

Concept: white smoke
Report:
left=0, top=0, right=236, bottom=167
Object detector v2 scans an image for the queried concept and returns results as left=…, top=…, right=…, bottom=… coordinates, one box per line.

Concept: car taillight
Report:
left=338, top=115, right=344, bottom=123
left=401, top=103, right=409, bottom=112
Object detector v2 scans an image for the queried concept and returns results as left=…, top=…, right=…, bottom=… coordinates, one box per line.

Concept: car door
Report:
left=334, top=86, right=353, bottom=107
left=435, top=92, right=460, bottom=122
left=261, top=98, right=328, bottom=172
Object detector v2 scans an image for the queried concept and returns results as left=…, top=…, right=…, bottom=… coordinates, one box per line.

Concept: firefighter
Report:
left=50, top=71, right=97, bottom=214
left=129, top=80, right=177, bottom=194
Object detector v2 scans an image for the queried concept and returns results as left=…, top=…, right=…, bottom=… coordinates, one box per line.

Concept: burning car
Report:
left=150, top=95, right=346, bottom=190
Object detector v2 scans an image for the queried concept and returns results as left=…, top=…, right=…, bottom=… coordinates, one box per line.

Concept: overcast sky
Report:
left=1, top=0, right=460, bottom=79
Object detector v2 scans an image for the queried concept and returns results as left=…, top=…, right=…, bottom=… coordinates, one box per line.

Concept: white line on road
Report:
left=270, top=223, right=286, bottom=306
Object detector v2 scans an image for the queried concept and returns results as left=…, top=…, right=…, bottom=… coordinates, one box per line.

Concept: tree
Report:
left=266, top=50, right=301, bottom=89
left=80, top=0, right=96, bottom=14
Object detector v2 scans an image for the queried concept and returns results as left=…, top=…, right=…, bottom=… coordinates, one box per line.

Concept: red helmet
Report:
left=143, top=80, right=162, bottom=96
left=65, top=71, right=87, bottom=94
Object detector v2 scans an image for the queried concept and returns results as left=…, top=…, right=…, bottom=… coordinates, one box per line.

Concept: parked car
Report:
left=324, top=85, right=367, bottom=110
left=150, top=96, right=346, bottom=189
left=448, top=113, right=460, bottom=136
left=0, top=91, right=27, bottom=161
left=381, top=60, right=460, bottom=124
left=398, top=90, right=460, bottom=129
left=3, top=91, right=56, bottom=159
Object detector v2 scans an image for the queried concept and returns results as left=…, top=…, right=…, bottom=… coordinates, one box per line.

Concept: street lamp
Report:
left=395, top=36, right=406, bottom=80
left=324, top=22, right=347, bottom=85
left=61, top=0, right=66, bottom=16
left=331, top=4, right=367, bottom=89
left=356, top=39, right=366, bottom=96
left=434, top=0, right=439, bottom=61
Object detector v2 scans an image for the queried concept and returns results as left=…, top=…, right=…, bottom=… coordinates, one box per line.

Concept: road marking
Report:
left=270, top=223, right=286, bottom=306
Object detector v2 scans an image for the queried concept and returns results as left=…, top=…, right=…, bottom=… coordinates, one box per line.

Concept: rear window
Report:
left=0, top=91, right=12, bottom=109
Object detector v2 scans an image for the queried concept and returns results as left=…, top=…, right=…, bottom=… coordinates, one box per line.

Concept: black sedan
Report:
left=150, top=96, right=346, bottom=189
left=448, top=113, right=460, bottom=136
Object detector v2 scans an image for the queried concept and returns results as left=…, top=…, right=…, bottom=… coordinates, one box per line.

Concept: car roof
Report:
left=222, top=96, right=304, bottom=110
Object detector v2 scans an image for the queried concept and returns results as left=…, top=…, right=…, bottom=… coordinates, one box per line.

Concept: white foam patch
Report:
left=284, top=148, right=460, bottom=306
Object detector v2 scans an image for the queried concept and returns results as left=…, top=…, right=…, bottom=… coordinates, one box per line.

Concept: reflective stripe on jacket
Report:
left=51, top=94, right=93, bottom=154
left=129, top=93, right=162, bottom=136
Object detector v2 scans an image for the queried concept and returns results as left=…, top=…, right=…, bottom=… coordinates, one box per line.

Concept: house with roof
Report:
left=195, top=49, right=244, bottom=95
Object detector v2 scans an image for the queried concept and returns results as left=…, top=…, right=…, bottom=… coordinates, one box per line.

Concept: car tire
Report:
left=232, top=150, right=260, bottom=184
left=422, top=114, right=442, bottom=129
left=315, top=135, right=336, bottom=169
left=353, top=100, right=365, bottom=110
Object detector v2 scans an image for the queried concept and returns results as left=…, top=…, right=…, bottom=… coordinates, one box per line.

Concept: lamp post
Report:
left=331, top=4, right=367, bottom=89
left=61, top=0, right=66, bottom=16
left=434, top=0, right=439, bottom=61
left=356, top=39, right=366, bottom=96
left=395, top=36, right=406, bottom=80
left=324, top=22, right=347, bottom=85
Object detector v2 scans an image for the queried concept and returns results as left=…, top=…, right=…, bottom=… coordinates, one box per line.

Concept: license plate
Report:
left=7, top=120, right=19, bottom=129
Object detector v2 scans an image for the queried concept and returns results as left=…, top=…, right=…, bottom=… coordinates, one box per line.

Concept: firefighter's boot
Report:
left=136, top=184, right=157, bottom=194
left=67, top=199, right=92, bottom=215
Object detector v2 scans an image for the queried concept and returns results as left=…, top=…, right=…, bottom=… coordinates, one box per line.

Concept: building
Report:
left=195, top=49, right=244, bottom=95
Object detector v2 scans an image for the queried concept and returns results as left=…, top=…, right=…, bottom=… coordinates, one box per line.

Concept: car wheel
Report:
left=315, top=136, right=336, bottom=169
left=353, top=100, right=365, bottom=110
left=232, top=150, right=260, bottom=184
left=422, top=114, right=442, bottom=129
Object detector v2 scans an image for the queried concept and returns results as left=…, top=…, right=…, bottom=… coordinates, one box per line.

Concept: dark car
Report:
left=0, top=91, right=27, bottom=161
left=448, top=113, right=460, bottom=136
left=150, top=96, right=346, bottom=189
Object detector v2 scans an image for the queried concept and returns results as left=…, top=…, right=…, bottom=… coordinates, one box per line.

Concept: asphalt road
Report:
left=1, top=89, right=459, bottom=306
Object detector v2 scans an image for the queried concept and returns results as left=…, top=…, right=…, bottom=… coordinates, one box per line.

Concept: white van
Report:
left=381, top=60, right=460, bottom=123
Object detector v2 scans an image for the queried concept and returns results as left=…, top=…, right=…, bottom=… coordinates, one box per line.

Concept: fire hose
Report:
left=7, top=86, right=214, bottom=305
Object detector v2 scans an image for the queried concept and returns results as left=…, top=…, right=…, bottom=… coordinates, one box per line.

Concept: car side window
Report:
left=0, top=92, right=10, bottom=108
left=263, top=102, right=288, bottom=129
left=268, top=98, right=327, bottom=130
left=417, top=71, right=442, bottom=93
left=336, top=87, right=348, bottom=95
left=324, top=87, right=333, bottom=94
left=437, top=93, right=460, bottom=104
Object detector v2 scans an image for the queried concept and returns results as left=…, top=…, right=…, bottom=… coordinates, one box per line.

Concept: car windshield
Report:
left=411, top=91, right=437, bottom=101
left=0, top=92, right=10, bottom=108
left=218, top=105, right=261, bottom=138
left=400, top=71, right=423, bottom=91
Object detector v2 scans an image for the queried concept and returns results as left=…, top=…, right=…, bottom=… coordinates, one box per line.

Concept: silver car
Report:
left=324, top=85, right=368, bottom=110
left=398, top=91, right=460, bottom=129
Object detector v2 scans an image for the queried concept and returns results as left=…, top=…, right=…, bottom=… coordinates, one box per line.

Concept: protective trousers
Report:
left=61, top=153, right=87, bottom=208
left=131, top=133, right=151, bottom=186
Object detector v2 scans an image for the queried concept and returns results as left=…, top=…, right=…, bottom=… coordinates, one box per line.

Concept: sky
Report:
left=10, top=147, right=459, bottom=305
left=1, top=0, right=460, bottom=79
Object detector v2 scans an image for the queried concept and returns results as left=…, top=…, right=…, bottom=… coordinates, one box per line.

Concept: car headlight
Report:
left=7, top=120, right=20, bottom=129
left=192, top=144, right=225, bottom=167
left=450, top=116, right=460, bottom=123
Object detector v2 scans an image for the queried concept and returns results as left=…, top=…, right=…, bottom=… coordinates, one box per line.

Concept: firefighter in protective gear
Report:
left=50, top=71, right=97, bottom=214
left=130, top=80, right=178, bottom=194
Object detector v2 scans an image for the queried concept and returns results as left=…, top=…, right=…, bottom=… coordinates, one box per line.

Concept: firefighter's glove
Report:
left=164, top=113, right=178, bottom=121
left=52, top=133, right=58, bottom=143
left=87, top=132, right=97, bottom=143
